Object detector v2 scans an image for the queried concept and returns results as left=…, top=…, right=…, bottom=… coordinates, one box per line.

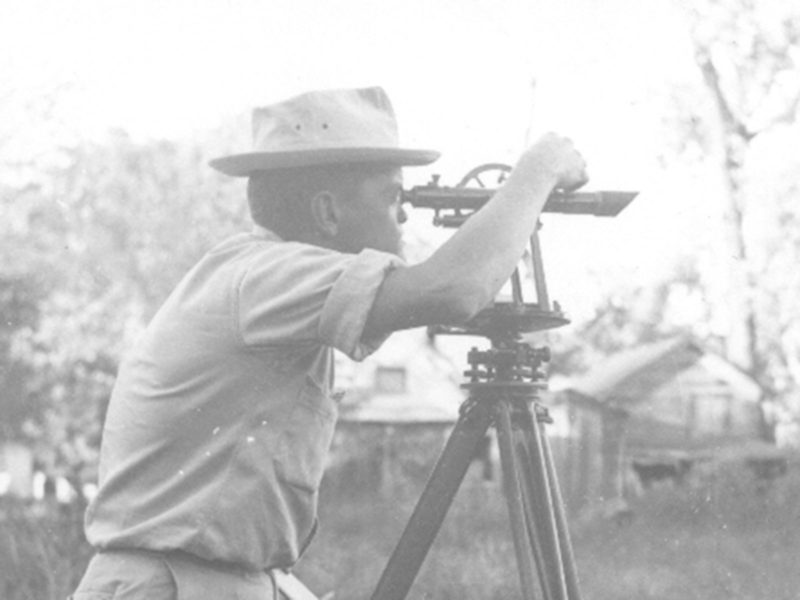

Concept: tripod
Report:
left=375, top=162, right=636, bottom=599
left=370, top=331, right=582, bottom=600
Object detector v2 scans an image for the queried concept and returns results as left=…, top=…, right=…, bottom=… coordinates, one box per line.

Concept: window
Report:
left=375, top=366, right=407, bottom=394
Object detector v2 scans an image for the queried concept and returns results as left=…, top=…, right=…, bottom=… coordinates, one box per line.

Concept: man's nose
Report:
left=398, top=204, right=408, bottom=224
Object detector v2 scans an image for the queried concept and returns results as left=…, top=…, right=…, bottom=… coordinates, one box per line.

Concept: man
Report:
left=71, top=87, right=587, bottom=599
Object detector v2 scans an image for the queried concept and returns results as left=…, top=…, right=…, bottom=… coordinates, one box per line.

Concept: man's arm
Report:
left=363, top=133, right=588, bottom=338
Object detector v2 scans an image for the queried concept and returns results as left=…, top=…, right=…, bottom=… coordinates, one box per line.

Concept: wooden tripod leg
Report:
left=495, top=400, right=542, bottom=599
left=517, top=405, right=569, bottom=600
left=512, top=422, right=561, bottom=599
left=525, top=410, right=580, bottom=600
left=539, top=425, right=583, bottom=600
left=370, top=400, right=494, bottom=600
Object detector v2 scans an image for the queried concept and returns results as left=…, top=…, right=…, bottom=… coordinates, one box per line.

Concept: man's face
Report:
left=335, top=167, right=406, bottom=256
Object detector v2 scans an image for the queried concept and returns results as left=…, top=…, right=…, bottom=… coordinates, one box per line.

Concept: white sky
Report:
left=3, top=0, right=722, bottom=323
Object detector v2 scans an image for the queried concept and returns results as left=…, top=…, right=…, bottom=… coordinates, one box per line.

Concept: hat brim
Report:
left=210, top=147, right=440, bottom=177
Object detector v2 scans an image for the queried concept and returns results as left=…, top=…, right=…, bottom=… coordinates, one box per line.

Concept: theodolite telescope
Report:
left=402, top=163, right=638, bottom=339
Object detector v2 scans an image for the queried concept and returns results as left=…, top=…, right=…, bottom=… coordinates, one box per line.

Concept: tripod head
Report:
left=404, top=163, right=638, bottom=341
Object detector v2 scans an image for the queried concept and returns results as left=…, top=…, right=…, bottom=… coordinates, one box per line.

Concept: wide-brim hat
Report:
left=210, top=87, right=440, bottom=176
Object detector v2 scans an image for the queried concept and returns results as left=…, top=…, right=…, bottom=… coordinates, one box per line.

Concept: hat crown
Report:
left=252, top=87, right=400, bottom=152
left=209, top=86, right=439, bottom=176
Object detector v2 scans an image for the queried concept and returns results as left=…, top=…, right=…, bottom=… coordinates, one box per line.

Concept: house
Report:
left=547, top=336, right=767, bottom=515
left=327, top=329, right=477, bottom=498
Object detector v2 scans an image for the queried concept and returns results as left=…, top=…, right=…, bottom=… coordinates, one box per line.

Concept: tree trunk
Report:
left=696, top=52, right=776, bottom=442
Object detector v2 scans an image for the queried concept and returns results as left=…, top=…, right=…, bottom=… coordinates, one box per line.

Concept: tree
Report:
left=0, top=276, right=42, bottom=440
left=1, top=82, right=250, bottom=495
left=667, top=0, right=800, bottom=439
left=548, top=257, right=710, bottom=377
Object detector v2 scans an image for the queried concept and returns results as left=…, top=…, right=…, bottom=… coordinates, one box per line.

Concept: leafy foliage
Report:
left=1, top=92, right=250, bottom=493
left=548, top=257, right=710, bottom=377
left=639, top=0, right=800, bottom=432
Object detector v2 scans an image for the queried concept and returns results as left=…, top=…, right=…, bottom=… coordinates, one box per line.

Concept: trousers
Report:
left=70, top=549, right=278, bottom=600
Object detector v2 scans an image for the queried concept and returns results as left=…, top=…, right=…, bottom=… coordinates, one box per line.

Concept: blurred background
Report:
left=1, top=0, right=799, bottom=598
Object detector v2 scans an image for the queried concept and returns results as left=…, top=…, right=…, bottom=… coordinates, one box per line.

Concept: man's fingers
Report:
left=518, top=133, right=589, bottom=193
left=559, top=154, right=589, bottom=192
left=558, top=175, right=589, bottom=193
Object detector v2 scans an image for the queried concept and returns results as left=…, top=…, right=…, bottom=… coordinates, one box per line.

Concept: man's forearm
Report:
left=363, top=134, right=585, bottom=337
left=417, top=163, right=559, bottom=319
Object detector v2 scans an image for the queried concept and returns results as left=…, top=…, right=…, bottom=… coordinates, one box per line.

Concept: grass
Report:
left=0, top=498, right=91, bottom=600
left=298, top=455, right=800, bottom=600
left=3, top=453, right=800, bottom=599
left=571, top=459, right=800, bottom=600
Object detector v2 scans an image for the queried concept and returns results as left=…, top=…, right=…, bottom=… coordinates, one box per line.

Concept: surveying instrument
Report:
left=368, top=164, right=637, bottom=600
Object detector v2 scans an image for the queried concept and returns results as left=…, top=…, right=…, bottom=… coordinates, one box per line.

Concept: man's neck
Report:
left=253, top=223, right=343, bottom=253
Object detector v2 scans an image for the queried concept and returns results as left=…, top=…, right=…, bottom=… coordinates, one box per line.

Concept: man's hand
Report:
left=512, top=132, right=589, bottom=193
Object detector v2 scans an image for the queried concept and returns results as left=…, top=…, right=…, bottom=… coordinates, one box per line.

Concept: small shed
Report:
left=549, top=337, right=766, bottom=514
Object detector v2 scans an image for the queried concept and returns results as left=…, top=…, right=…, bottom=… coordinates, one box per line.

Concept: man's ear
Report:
left=309, top=191, right=340, bottom=238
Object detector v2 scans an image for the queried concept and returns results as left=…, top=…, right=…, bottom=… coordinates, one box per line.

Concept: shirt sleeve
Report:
left=237, top=242, right=403, bottom=360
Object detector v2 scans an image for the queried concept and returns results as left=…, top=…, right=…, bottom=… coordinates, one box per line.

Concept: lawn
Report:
left=3, top=453, right=799, bottom=599
left=297, top=455, right=800, bottom=600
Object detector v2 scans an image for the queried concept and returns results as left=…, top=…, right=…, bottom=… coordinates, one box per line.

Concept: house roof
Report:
left=567, top=337, right=696, bottom=401
left=563, top=336, right=762, bottom=404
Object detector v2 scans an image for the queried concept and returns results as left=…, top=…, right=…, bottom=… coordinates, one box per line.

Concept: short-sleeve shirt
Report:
left=84, top=227, right=403, bottom=571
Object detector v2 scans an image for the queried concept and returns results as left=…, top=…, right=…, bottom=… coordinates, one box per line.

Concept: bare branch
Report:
left=695, top=47, right=758, bottom=141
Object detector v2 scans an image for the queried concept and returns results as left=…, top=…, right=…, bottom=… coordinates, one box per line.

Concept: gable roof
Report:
left=564, top=336, right=762, bottom=405
left=567, top=337, right=696, bottom=401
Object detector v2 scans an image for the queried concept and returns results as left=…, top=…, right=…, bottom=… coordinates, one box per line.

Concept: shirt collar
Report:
left=252, top=224, right=284, bottom=242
